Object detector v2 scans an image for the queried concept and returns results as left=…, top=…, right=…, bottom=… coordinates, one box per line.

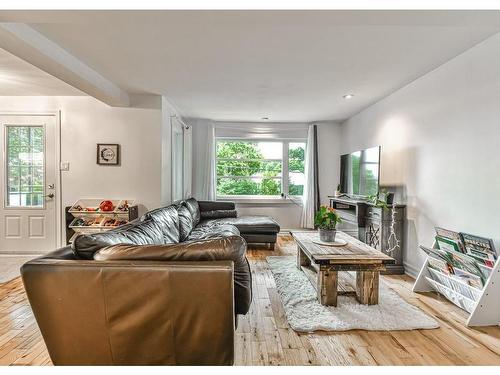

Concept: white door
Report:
left=0, top=115, right=58, bottom=253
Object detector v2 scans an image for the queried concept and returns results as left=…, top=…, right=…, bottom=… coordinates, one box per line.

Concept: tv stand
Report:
left=328, top=196, right=368, bottom=235
left=333, top=193, right=352, bottom=199
left=328, top=196, right=405, bottom=275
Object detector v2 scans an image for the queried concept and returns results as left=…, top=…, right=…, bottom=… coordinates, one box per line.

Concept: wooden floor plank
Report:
left=0, top=234, right=499, bottom=365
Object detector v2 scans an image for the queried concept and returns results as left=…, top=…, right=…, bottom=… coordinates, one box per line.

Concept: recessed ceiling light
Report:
left=261, top=117, right=269, bottom=120
left=343, top=94, right=354, bottom=100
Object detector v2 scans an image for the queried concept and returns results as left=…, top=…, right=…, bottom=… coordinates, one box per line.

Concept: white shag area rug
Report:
left=267, top=256, right=439, bottom=332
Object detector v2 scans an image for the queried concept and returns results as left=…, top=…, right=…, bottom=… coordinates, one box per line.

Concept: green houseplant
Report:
left=315, top=205, right=342, bottom=242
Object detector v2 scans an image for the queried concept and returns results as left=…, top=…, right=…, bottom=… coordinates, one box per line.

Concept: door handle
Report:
left=44, top=193, right=55, bottom=199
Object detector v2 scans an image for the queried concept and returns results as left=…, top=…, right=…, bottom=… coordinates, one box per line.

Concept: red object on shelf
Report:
left=99, top=200, right=114, bottom=212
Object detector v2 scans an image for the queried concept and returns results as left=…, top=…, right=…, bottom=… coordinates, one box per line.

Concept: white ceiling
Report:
left=0, top=47, right=83, bottom=96
left=1, top=10, right=500, bottom=121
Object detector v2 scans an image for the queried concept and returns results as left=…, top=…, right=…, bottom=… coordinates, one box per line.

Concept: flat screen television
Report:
left=340, top=146, right=381, bottom=198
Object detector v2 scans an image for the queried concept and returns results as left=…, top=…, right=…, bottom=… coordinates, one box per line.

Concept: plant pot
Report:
left=318, top=228, right=337, bottom=242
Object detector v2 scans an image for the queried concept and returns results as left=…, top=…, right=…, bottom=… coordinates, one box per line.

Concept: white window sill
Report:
left=217, top=196, right=303, bottom=205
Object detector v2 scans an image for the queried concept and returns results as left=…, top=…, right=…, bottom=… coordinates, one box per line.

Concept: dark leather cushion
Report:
left=94, top=235, right=252, bottom=315
left=183, top=198, right=201, bottom=226
left=187, top=224, right=240, bottom=241
left=200, top=210, right=237, bottom=220
left=199, top=216, right=280, bottom=234
left=142, top=205, right=180, bottom=244
left=72, top=219, right=165, bottom=259
left=32, top=246, right=77, bottom=261
left=198, top=201, right=235, bottom=212
left=177, top=205, right=194, bottom=241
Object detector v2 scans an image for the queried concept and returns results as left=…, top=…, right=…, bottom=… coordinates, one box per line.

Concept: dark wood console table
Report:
left=328, top=196, right=405, bottom=275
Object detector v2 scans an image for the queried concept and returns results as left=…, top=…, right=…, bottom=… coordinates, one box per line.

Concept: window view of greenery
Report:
left=7, top=126, right=44, bottom=207
left=217, top=141, right=282, bottom=195
left=288, top=142, right=305, bottom=195
left=216, top=140, right=306, bottom=197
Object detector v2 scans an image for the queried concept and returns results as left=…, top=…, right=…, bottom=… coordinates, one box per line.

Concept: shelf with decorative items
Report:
left=65, top=198, right=139, bottom=244
left=413, top=228, right=500, bottom=326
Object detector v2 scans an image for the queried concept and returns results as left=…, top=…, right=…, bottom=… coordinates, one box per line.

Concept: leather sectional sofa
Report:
left=21, top=198, right=280, bottom=365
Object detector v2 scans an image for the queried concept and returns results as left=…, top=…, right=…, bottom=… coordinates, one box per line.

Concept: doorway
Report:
left=0, top=114, right=60, bottom=253
left=171, top=116, right=192, bottom=202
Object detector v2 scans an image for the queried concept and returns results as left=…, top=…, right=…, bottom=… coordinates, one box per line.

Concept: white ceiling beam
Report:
left=0, top=23, right=130, bottom=107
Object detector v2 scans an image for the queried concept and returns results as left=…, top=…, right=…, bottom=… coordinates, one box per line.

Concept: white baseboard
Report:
left=404, top=262, right=420, bottom=279
left=0, top=251, right=45, bottom=256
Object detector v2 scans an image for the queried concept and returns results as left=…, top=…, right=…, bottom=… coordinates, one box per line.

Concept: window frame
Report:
left=4, top=124, right=47, bottom=210
left=215, top=137, right=306, bottom=202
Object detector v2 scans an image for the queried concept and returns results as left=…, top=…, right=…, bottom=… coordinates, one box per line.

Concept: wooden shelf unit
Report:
left=65, top=199, right=139, bottom=245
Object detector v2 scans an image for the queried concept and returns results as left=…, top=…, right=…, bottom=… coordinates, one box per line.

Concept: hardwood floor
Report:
left=1, top=234, right=499, bottom=365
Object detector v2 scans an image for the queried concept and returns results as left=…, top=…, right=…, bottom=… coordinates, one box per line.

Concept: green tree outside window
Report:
left=216, top=140, right=305, bottom=197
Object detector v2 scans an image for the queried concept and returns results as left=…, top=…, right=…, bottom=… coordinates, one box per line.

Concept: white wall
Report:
left=341, top=33, right=500, bottom=276
left=0, top=95, right=163, bottom=217
left=316, top=122, right=342, bottom=206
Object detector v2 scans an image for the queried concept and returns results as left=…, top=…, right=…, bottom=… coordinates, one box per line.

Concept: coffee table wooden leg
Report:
left=317, top=270, right=338, bottom=306
left=356, top=271, right=379, bottom=305
left=296, top=245, right=310, bottom=269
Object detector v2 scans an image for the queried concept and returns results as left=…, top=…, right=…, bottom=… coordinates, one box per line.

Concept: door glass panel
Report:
left=5, top=126, right=45, bottom=208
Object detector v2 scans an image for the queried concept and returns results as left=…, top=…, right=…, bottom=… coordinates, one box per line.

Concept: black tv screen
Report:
left=340, top=146, right=380, bottom=197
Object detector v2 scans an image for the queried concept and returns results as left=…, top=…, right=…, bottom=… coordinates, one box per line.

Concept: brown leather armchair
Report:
left=22, top=246, right=236, bottom=365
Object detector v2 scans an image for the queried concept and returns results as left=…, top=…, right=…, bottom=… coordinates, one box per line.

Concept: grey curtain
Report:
left=312, top=125, right=320, bottom=214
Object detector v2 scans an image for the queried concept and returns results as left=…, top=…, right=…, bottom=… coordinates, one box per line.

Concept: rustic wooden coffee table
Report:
left=291, top=231, right=395, bottom=306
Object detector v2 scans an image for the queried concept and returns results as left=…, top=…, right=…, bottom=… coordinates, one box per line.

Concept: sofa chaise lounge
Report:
left=196, top=200, right=281, bottom=249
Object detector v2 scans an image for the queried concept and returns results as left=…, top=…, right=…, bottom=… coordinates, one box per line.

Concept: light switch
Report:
left=60, top=161, right=70, bottom=171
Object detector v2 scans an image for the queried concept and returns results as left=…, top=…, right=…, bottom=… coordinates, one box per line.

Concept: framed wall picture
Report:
left=97, top=143, right=120, bottom=165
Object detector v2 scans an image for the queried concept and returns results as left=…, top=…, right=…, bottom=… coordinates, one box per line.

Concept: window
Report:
left=216, top=139, right=306, bottom=197
left=5, top=126, right=45, bottom=208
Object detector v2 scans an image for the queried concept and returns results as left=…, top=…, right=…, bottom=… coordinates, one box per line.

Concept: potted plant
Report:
left=315, top=205, right=342, bottom=242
